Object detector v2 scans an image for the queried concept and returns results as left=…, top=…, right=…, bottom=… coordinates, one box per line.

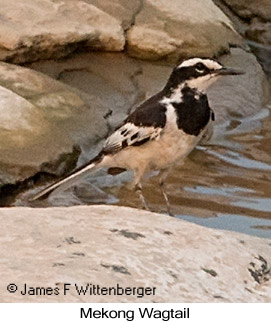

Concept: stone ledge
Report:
left=0, top=205, right=270, bottom=302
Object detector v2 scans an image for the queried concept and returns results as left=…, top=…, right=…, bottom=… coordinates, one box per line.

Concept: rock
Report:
left=0, top=62, right=109, bottom=188
left=213, top=0, right=271, bottom=77
left=27, top=52, right=165, bottom=130
left=126, top=0, right=242, bottom=60
left=222, top=0, right=271, bottom=22
left=248, top=42, right=271, bottom=80
left=0, top=0, right=125, bottom=63
left=82, top=0, right=142, bottom=30
left=0, top=205, right=270, bottom=302
left=246, top=20, right=271, bottom=45
left=208, top=48, right=270, bottom=123
left=0, top=0, right=244, bottom=64
left=214, top=0, right=271, bottom=46
left=28, top=49, right=270, bottom=126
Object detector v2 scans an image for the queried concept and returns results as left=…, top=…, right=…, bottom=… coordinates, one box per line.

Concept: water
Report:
left=177, top=214, right=271, bottom=239
left=114, top=108, right=271, bottom=238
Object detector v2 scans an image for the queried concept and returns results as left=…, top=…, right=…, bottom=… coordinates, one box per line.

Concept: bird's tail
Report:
left=30, top=154, right=103, bottom=201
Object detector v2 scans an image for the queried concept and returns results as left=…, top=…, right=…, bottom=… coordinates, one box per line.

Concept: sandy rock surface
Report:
left=0, top=205, right=270, bottom=302
left=0, top=62, right=109, bottom=187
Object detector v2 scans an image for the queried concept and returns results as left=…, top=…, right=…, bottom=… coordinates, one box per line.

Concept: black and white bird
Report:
left=31, top=58, right=244, bottom=215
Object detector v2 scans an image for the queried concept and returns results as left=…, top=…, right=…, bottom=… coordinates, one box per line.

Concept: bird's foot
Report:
left=166, top=208, right=175, bottom=217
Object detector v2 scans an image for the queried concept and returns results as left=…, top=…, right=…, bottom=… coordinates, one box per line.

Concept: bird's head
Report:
left=165, top=57, right=244, bottom=93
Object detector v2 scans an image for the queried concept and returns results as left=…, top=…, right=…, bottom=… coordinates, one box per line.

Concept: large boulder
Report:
left=0, top=62, right=109, bottom=188
left=0, top=205, right=270, bottom=302
left=0, top=0, right=125, bottom=63
left=126, top=0, right=242, bottom=60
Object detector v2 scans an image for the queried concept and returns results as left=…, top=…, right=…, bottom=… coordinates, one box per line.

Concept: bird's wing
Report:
left=102, top=92, right=167, bottom=155
left=31, top=94, right=167, bottom=201
left=102, top=122, right=163, bottom=154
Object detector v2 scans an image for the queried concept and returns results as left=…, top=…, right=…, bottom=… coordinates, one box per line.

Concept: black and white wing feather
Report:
left=102, top=122, right=163, bottom=154
left=102, top=94, right=167, bottom=155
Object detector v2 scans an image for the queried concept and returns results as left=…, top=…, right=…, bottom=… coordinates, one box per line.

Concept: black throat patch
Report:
left=172, top=87, right=211, bottom=136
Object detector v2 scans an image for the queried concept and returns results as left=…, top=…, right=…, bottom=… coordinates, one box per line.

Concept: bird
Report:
left=31, top=57, right=244, bottom=215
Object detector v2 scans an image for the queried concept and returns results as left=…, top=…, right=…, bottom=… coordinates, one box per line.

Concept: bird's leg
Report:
left=131, top=167, right=150, bottom=211
left=134, top=182, right=150, bottom=211
left=159, top=170, right=174, bottom=217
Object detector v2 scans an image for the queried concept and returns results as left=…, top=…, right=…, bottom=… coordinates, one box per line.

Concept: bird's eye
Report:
left=195, top=63, right=205, bottom=73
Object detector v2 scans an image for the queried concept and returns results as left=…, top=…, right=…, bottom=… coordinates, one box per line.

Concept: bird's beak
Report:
left=214, top=67, right=245, bottom=76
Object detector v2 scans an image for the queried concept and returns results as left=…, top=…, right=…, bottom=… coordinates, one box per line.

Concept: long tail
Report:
left=30, top=154, right=103, bottom=201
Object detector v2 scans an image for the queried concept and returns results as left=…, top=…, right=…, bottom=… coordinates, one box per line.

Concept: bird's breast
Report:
left=150, top=123, right=200, bottom=169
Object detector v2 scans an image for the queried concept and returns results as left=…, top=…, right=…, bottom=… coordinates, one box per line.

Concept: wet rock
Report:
left=216, top=0, right=271, bottom=46
left=248, top=42, right=271, bottom=80
left=246, top=20, right=271, bottom=45
left=0, top=0, right=125, bottom=64
left=0, top=62, right=109, bottom=188
left=0, top=205, right=270, bottom=302
left=126, top=0, right=242, bottom=60
left=222, top=0, right=271, bottom=22
left=213, top=0, right=271, bottom=77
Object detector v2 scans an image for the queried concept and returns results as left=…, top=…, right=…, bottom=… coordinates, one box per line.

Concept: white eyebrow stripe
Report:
left=178, top=58, right=222, bottom=70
